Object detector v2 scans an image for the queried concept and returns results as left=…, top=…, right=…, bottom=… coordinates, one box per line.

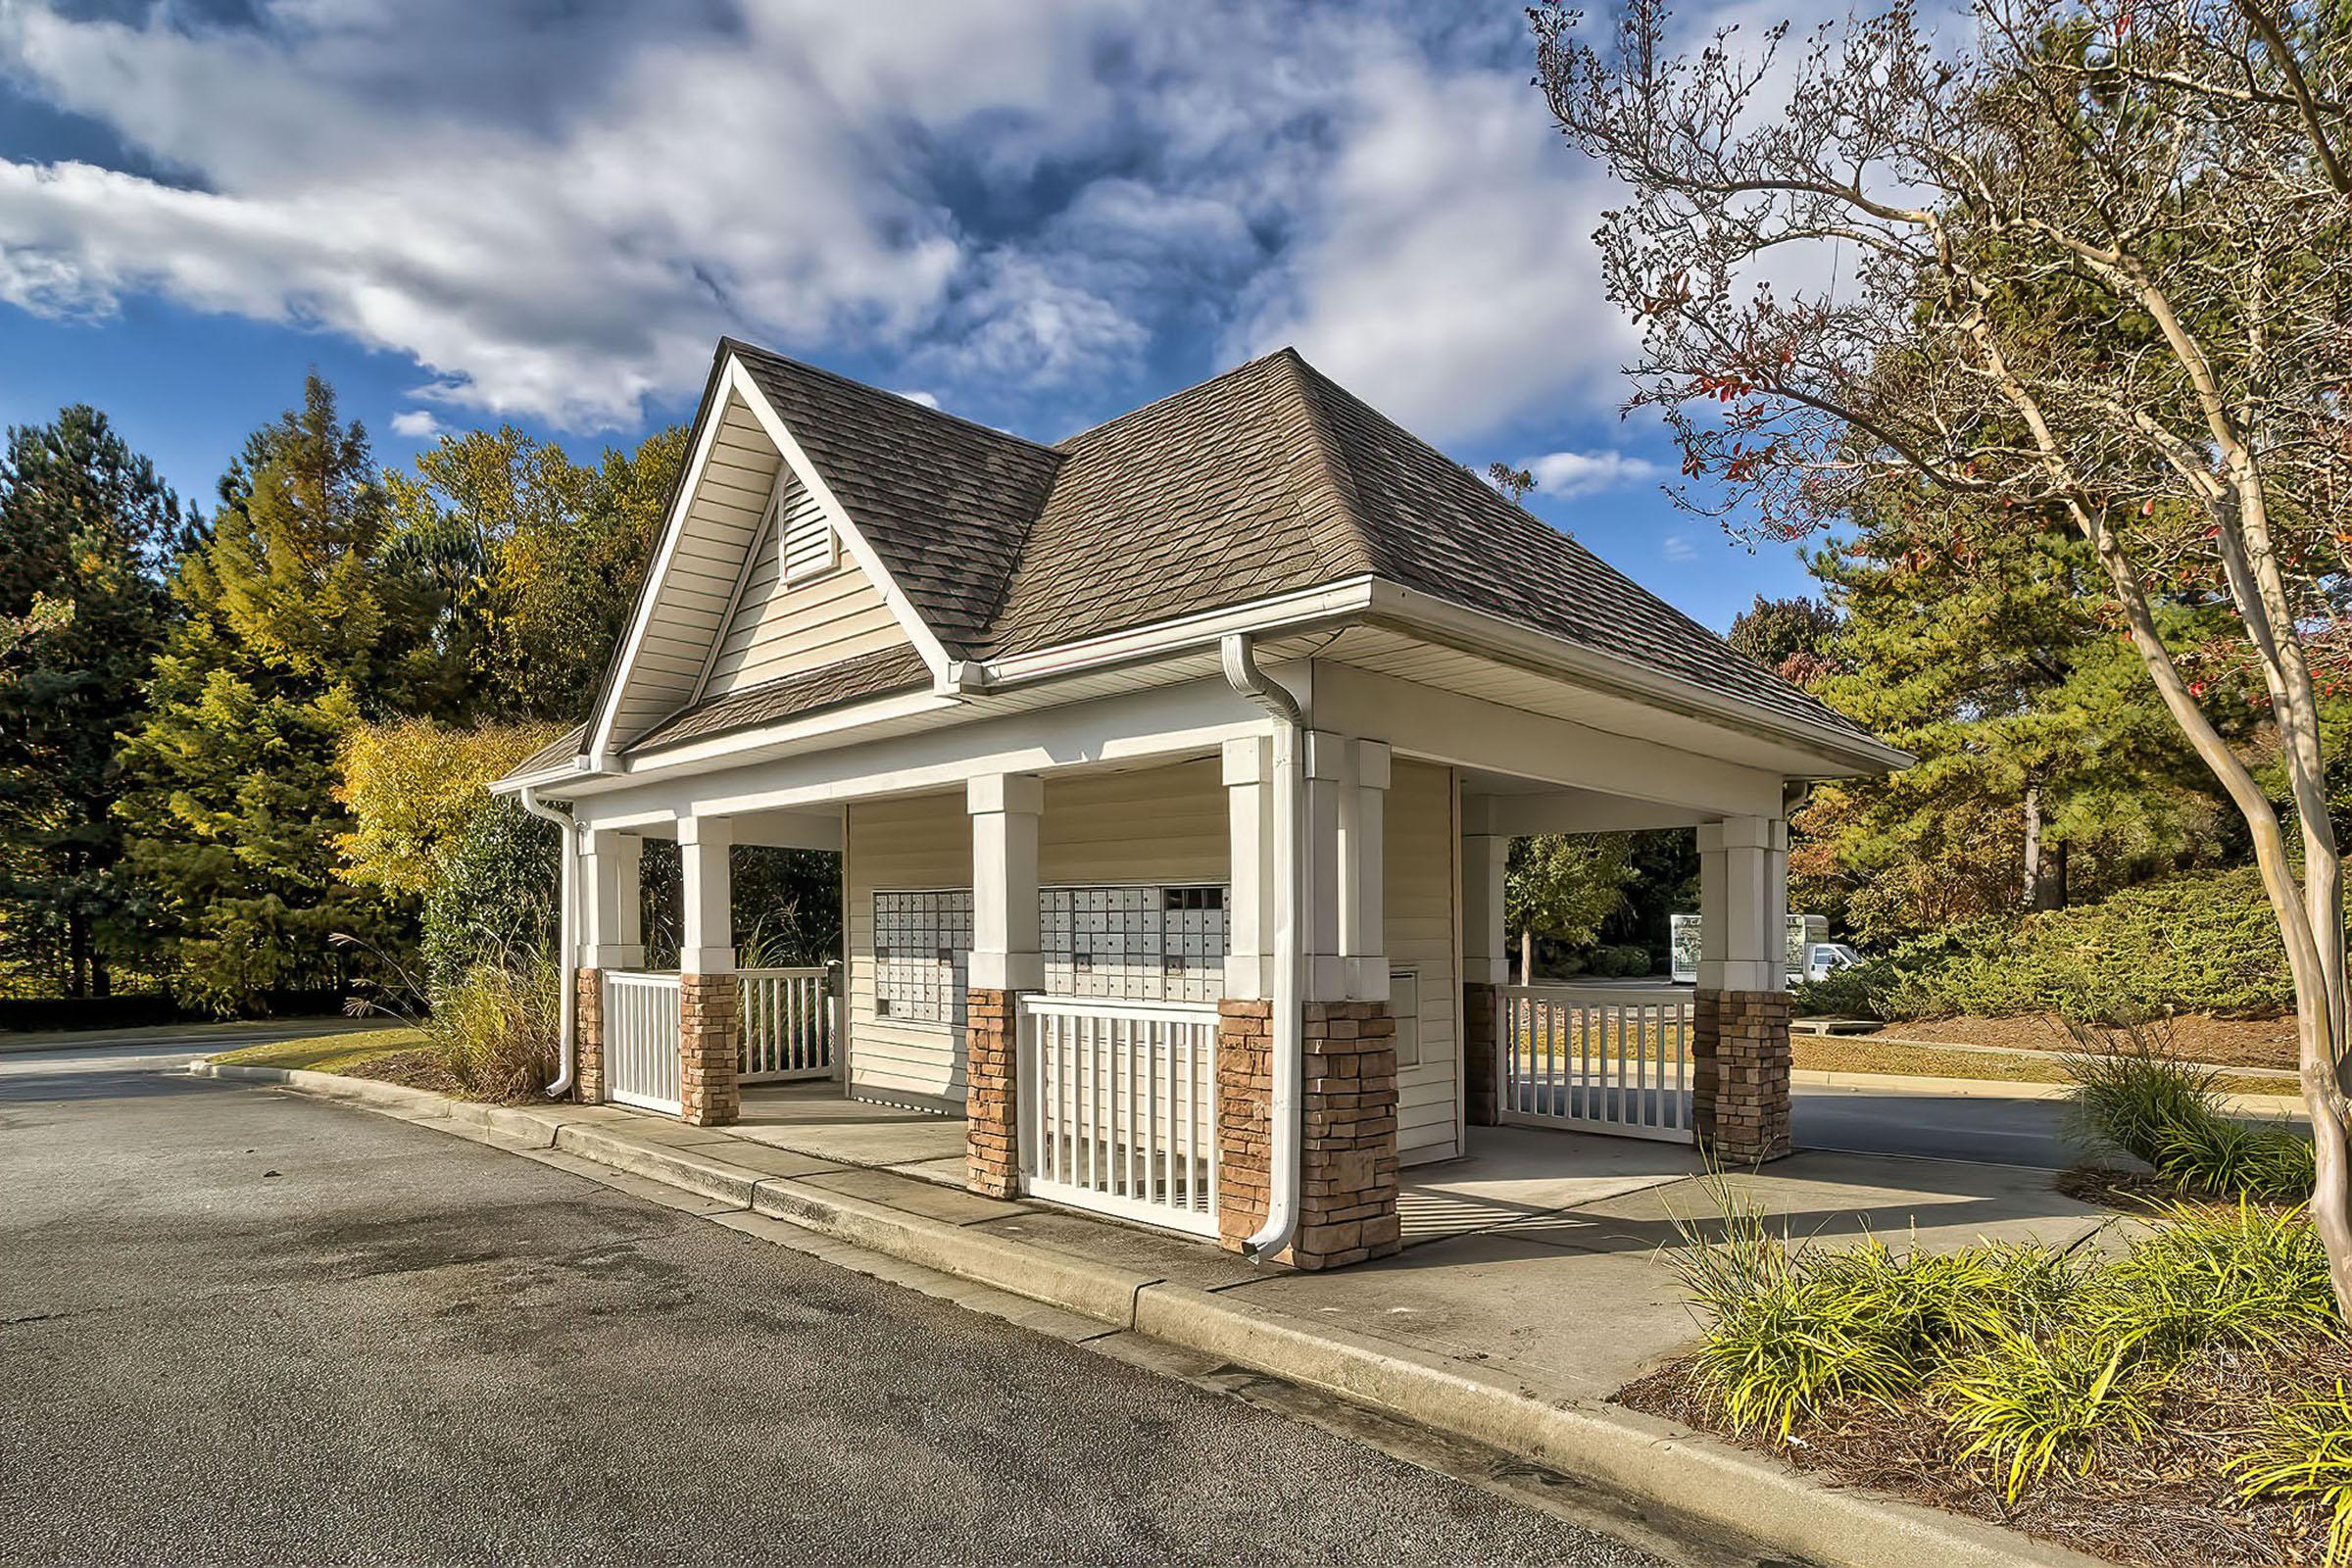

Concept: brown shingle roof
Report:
left=521, top=339, right=1882, bottom=781
left=627, top=646, right=932, bottom=753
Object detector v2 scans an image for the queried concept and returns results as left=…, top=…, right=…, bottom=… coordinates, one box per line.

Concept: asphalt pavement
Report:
left=0, top=1040, right=1662, bottom=1567
left=1793, top=1084, right=2082, bottom=1168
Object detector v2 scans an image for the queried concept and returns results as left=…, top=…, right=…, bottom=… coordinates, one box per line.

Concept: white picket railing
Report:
left=1018, top=995, right=1219, bottom=1237
left=1500, top=986, right=1693, bottom=1144
left=738, top=967, right=834, bottom=1083
left=605, top=971, right=683, bottom=1115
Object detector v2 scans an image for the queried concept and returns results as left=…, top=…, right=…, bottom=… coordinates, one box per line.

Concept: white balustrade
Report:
left=1499, top=986, right=1693, bottom=1143
left=604, top=971, right=683, bottom=1114
left=1017, top=995, right=1220, bottom=1236
left=737, top=967, right=835, bottom=1082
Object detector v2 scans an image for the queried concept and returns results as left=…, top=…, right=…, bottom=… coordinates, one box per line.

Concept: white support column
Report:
left=1697, top=816, right=1788, bottom=994
left=1459, top=826, right=1510, bottom=989
left=1302, top=730, right=1350, bottom=1004
left=1222, top=736, right=1275, bottom=1001
left=1345, top=739, right=1391, bottom=1002
left=967, top=773, right=1043, bottom=994
left=678, top=815, right=735, bottom=974
left=578, top=829, right=645, bottom=970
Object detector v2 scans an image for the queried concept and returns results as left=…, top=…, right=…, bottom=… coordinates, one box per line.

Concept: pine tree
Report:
left=1794, top=498, right=2234, bottom=943
left=117, top=377, right=404, bottom=1012
left=0, top=408, right=179, bottom=997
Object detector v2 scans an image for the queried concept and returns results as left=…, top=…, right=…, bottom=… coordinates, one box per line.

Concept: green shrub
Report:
left=1940, top=1332, right=2170, bottom=1500
left=2153, top=1114, right=2318, bottom=1201
left=2076, top=1201, right=2336, bottom=1356
left=419, top=798, right=558, bottom=995
left=1791, top=867, right=2293, bottom=1022
left=2232, top=1382, right=2352, bottom=1568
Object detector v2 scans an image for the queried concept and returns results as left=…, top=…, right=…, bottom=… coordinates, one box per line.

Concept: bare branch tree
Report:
left=1535, top=0, right=2352, bottom=1307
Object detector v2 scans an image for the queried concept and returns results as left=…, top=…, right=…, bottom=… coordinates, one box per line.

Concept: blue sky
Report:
left=0, top=0, right=1817, bottom=632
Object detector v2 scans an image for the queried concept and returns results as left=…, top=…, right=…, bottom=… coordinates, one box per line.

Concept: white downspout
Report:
left=520, top=787, right=577, bottom=1100
left=1221, top=633, right=1303, bottom=1263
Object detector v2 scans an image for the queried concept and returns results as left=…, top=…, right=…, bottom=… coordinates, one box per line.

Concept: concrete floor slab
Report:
left=1559, top=1152, right=2112, bottom=1254
left=1218, top=1229, right=1703, bottom=1396
left=891, top=1154, right=972, bottom=1189
left=1398, top=1126, right=1703, bottom=1246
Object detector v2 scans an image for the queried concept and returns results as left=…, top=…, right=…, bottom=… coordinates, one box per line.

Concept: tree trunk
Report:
left=2039, top=841, right=2068, bottom=912
left=1521, top=926, right=1534, bottom=988
left=92, top=951, right=112, bottom=1001
left=66, top=914, right=88, bottom=1001
left=2022, top=785, right=2042, bottom=910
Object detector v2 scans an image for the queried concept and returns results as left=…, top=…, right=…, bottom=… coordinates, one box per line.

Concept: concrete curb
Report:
left=188, top=1057, right=2110, bottom=1568
left=1795, top=1064, right=2304, bottom=1117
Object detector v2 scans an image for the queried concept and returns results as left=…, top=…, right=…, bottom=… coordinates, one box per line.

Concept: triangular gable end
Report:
left=586, top=356, right=953, bottom=763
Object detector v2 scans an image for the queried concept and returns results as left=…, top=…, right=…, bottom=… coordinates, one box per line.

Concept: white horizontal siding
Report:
left=704, top=472, right=908, bottom=697
left=846, top=792, right=972, bottom=1108
left=1388, top=758, right=1461, bottom=1163
left=843, top=760, right=1231, bottom=1110
left=608, top=393, right=780, bottom=744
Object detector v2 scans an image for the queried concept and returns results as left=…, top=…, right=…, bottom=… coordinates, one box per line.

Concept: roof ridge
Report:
left=1269, top=348, right=1383, bottom=578
left=1055, top=346, right=1304, bottom=452
left=719, top=336, right=1064, bottom=458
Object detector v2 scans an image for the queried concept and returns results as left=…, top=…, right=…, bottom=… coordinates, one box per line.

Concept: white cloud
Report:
left=388, top=409, right=443, bottom=439
left=0, top=0, right=1642, bottom=440
left=1662, top=534, right=1699, bottom=563
left=894, top=390, right=943, bottom=410
left=1521, top=449, right=1664, bottom=499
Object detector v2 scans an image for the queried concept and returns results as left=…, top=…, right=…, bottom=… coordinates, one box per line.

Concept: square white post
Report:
left=1302, top=730, right=1350, bottom=1003
left=578, top=829, right=645, bottom=970
left=1697, top=816, right=1788, bottom=994
left=1460, top=830, right=1509, bottom=989
left=678, top=815, right=735, bottom=974
left=1345, top=739, right=1391, bottom=1002
left=1222, top=736, right=1275, bottom=1000
left=968, top=774, right=1043, bottom=993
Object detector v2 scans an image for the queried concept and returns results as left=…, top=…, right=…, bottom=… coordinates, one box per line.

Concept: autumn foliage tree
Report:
left=1536, top=0, right=2352, bottom=1306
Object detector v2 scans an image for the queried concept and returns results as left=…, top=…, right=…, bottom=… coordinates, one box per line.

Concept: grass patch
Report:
left=212, top=1028, right=429, bottom=1073
left=1791, top=1035, right=2294, bottom=1097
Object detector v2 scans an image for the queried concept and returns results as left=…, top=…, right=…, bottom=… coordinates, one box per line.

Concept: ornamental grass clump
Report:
left=2077, top=1200, right=2337, bottom=1358
left=2233, top=1383, right=2352, bottom=1568
left=1938, top=1331, right=2170, bottom=1501
left=2061, top=1026, right=2315, bottom=1202
left=426, top=941, right=561, bottom=1102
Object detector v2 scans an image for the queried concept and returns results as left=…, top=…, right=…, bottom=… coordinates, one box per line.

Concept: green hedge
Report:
left=1793, top=867, right=2291, bottom=1021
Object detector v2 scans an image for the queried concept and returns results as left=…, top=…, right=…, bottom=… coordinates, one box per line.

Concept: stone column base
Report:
left=965, top=988, right=1020, bottom=1199
left=1216, top=999, right=1401, bottom=1270
left=1462, top=981, right=1498, bottom=1127
left=574, top=966, right=606, bottom=1104
left=679, top=972, right=739, bottom=1127
left=1693, top=988, right=1791, bottom=1163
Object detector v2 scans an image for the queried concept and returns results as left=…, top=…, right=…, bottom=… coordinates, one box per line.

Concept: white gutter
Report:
left=519, top=787, right=577, bottom=1100
left=1220, top=633, right=1303, bottom=1264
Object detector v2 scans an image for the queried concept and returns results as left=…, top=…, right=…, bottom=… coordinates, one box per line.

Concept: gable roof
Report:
left=524, top=339, right=1883, bottom=779
left=727, top=340, right=1061, bottom=653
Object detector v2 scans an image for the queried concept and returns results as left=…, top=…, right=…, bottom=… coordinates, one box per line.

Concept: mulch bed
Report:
left=1617, top=1343, right=2349, bottom=1567
left=1873, top=1014, right=2296, bottom=1071
left=337, top=1048, right=469, bottom=1099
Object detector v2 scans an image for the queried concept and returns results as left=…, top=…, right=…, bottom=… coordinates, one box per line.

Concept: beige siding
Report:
left=842, top=760, right=1231, bottom=1111
left=703, top=471, right=910, bottom=696
left=608, top=393, right=781, bottom=744
left=844, top=791, right=971, bottom=1109
left=1387, top=759, right=1461, bottom=1163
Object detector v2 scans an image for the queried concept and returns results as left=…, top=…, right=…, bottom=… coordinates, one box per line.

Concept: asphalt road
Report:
left=1793, top=1084, right=2081, bottom=1168
left=0, top=1045, right=1663, bottom=1567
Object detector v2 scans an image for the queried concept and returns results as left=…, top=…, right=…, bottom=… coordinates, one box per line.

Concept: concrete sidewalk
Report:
left=183, top=1061, right=2110, bottom=1568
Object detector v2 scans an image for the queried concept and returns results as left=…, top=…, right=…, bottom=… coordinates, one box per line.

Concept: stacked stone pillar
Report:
left=677, top=814, right=738, bottom=1127
left=1459, top=824, right=1508, bottom=1129
left=679, top=973, right=739, bottom=1127
left=573, top=966, right=607, bottom=1104
left=1693, top=816, right=1793, bottom=1164
left=1215, top=732, right=1402, bottom=1271
left=964, top=775, right=1042, bottom=1199
left=1692, top=989, right=1791, bottom=1162
left=1462, top=980, right=1498, bottom=1126
left=965, top=989, right=1020, bottom=1199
